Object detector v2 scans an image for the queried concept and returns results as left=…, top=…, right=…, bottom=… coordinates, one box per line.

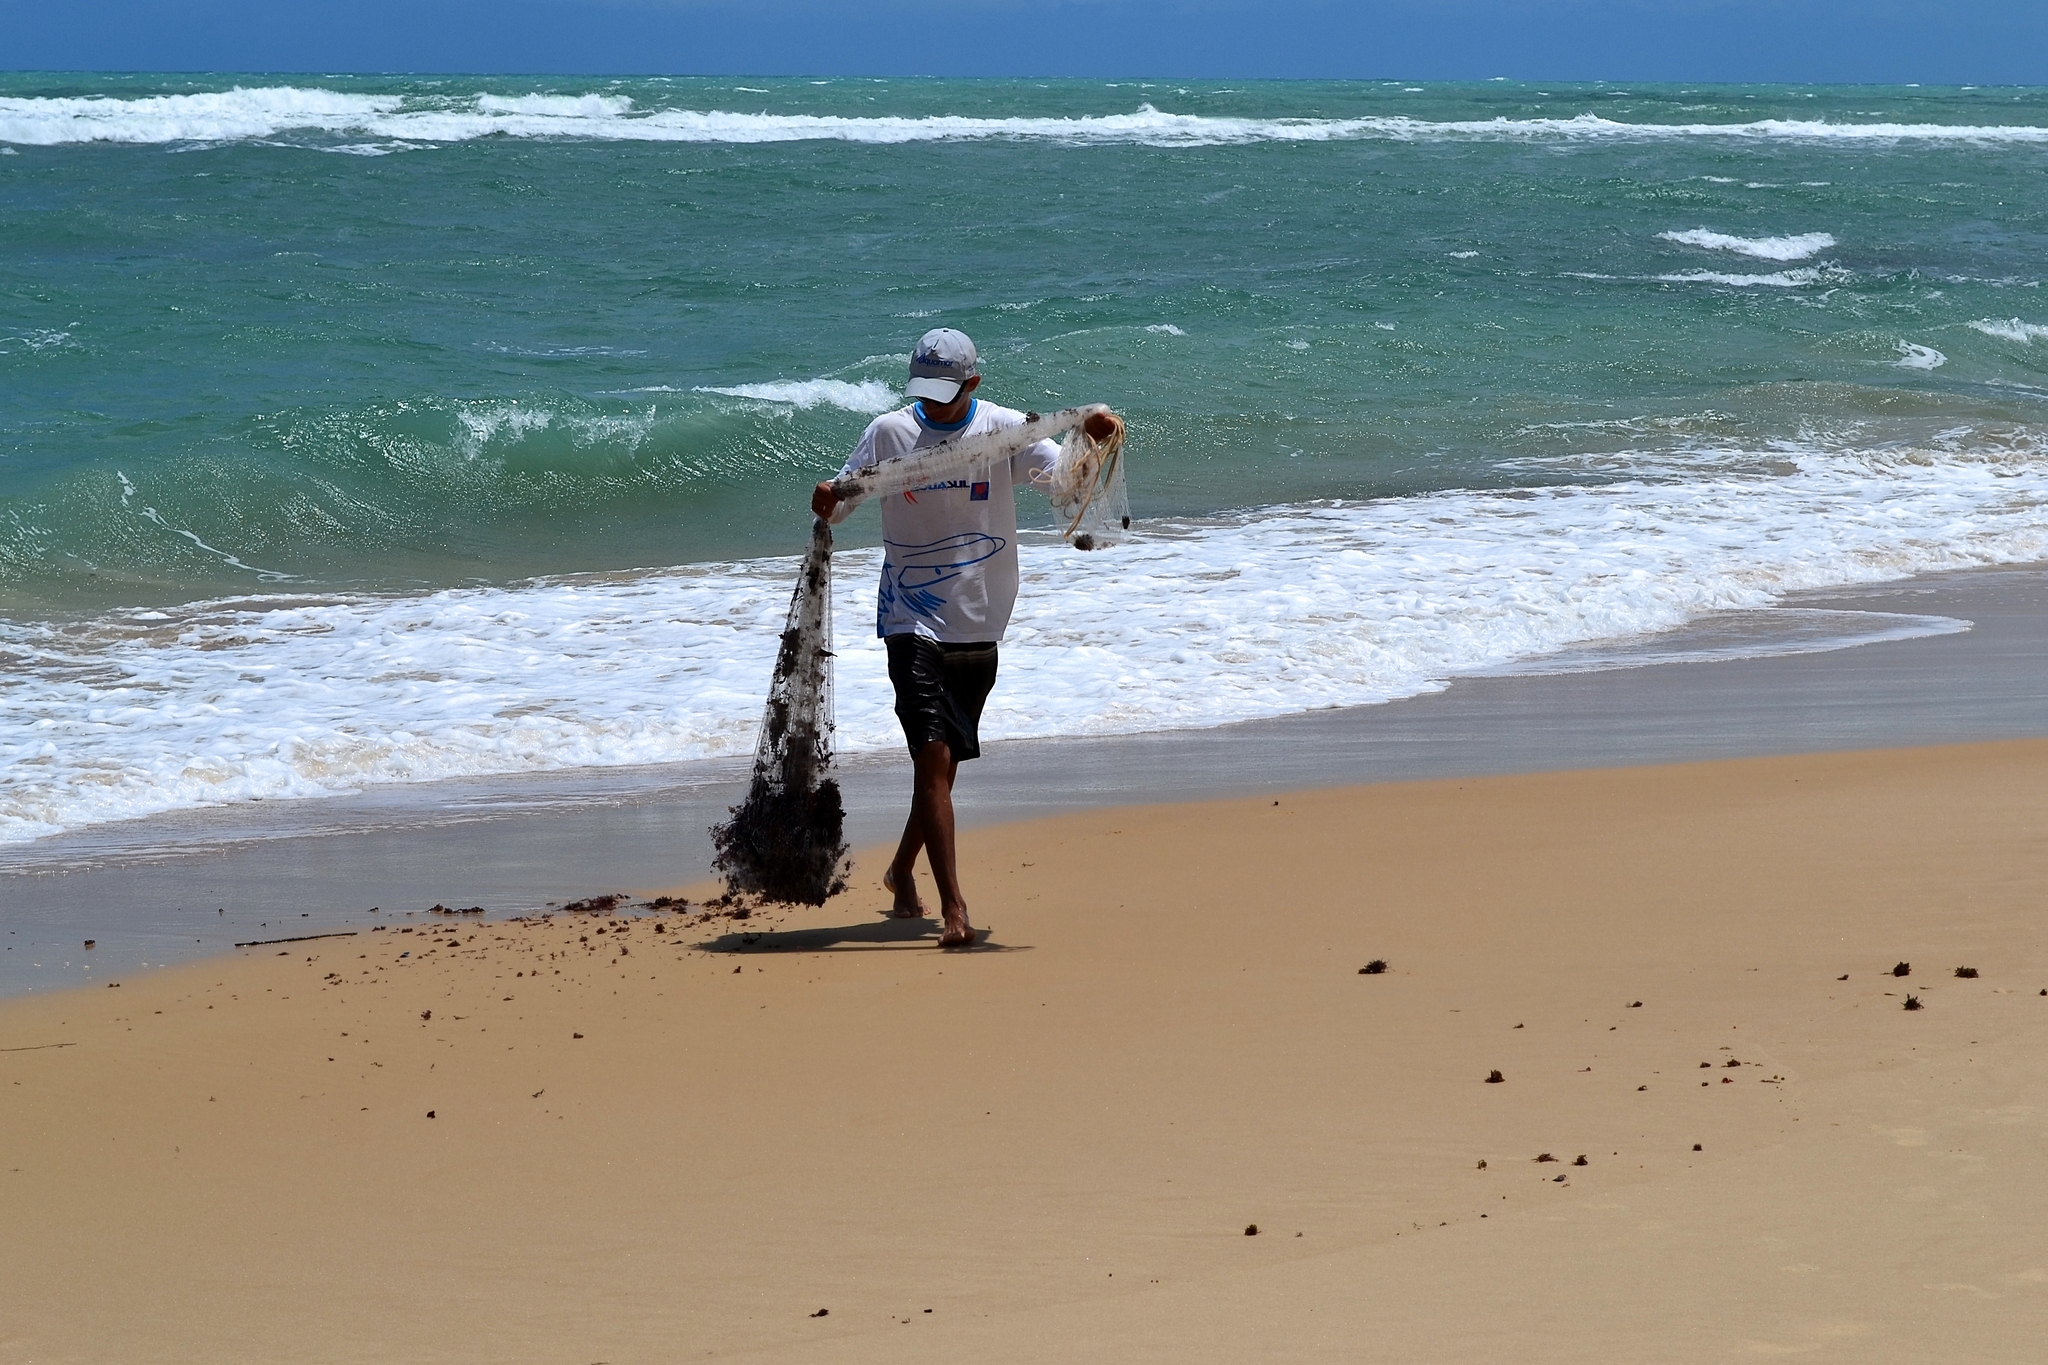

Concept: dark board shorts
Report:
left=884, top=634, right=999, bottom=762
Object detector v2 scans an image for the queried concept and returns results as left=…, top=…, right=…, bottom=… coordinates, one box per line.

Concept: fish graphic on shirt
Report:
left=879, top=532, right=1006, bottom=622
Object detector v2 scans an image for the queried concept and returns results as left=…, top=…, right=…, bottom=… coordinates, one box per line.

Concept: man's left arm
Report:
left=1010, top=408, right=1119, bottom=486
left=1012, top=436, right=1061, bottom=487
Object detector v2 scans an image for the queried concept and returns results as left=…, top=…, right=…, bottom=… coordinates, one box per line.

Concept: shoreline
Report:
left=3, top=563, right=2046, bottom=998
left=5, top=739, right=2047, bottom=1361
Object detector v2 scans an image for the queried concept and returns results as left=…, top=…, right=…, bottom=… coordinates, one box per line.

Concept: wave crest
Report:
left=693, top=379, right=899, bottom=413
left=9, top=89, right=2048, bottom=149
left=1969, top=318, right=2048, bottom=343
left=1653, top=268, right=1834, bottom=288
left=1658, top=228, right=1838, bottom=261
left=8, top=431, right=2048, bottom=844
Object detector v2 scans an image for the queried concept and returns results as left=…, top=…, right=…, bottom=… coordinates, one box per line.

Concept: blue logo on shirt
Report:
left=970, top=481, right=990, bottom=501
left=878, top=532, right=1006, bottom=629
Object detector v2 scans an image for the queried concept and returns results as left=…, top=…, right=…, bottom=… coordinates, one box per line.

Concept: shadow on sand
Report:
left=698, top=916, right=1021, bottom=954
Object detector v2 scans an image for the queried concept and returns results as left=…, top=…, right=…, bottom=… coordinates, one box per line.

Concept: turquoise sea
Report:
left=4, top=76, right=2048, bottom=846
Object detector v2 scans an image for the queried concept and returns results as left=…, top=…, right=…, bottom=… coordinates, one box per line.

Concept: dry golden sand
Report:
left=5, top=739, right=2048, bottom=1363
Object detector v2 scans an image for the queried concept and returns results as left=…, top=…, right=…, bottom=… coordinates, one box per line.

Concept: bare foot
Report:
left=938, top=908, right=976, bottom=948
left=883, top=866, right=925, bottom=919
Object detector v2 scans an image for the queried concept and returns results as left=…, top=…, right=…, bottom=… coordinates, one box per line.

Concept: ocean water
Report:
left=5, top=75, right=2048, bottom=849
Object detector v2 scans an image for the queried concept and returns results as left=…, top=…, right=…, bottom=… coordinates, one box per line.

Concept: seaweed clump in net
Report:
left=710, top=516, right=850, bottom=905
left=1040, top=411, right=1129, bottom=551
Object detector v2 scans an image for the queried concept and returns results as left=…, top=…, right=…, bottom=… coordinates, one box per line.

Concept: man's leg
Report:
left=886, top=744, right=959, bottom=918
left=884, top=830, right=925, bottom=917
left=888, top=739, right=970, bottom=943
left=881, top=634, right=990, bottom=942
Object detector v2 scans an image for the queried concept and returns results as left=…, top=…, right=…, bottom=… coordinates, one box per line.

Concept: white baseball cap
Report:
left=905, top=328, right=978, bottom=402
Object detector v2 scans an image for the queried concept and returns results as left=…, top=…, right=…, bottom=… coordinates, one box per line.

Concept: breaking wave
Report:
left=693, top=379, right=899, bottom=413
left=7, top=430, right=2048, bottom=844
left=1969, top=318, right=2048, bottom=343
left=1658, top=229, right=1839, bottom=261
left=10, top=88, right=2048, bottom=149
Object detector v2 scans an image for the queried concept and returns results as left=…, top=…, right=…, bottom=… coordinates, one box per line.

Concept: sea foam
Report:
left=1658, top=229, right=1838, bottom=261
left=0, top=87, right=395, bottom=146
left=694, top=379, right=900, bottom=413
left=5, top=433, right=2048, bottom=845
left=1969, top=318, right=2048, bottom=343
left=1653, top=268, right=1830, bottom=288
left=10, top=90, right=2048, bottom=149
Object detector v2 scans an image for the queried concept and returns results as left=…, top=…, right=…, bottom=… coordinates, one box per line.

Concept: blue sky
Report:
left=4, top=0, right=2045, bottom=84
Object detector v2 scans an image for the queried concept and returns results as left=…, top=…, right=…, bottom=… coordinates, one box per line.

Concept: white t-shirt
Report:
left=835, top=400, right=1058, bottom=643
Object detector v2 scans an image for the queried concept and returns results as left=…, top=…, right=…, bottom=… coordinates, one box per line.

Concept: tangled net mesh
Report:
left=710, top=405, right=1124, bottom=905
left=709, top=516, right=850, bottom=905
left=1041, top=411, right=1130, bottom=550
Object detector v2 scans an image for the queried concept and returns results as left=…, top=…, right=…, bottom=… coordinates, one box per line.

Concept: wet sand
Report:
left=5, top=738, right=2048, bottom=1362
left=6, top=564, right=2047, bottom=998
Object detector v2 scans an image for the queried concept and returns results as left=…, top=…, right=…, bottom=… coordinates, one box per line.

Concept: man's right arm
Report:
left=814, top=419, right=882, bottom=522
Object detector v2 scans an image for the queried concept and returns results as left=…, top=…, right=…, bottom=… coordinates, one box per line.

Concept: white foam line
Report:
left=1572, top=268, right=1838, bottom=288
left=137, top=513, right=296, bottom=581
left=1658, top=228, right=1837, bottom=261
left=1970, top=318, right=2048, bottom=343
left=1478, top=608, right=1971, bottom=676
left=9, top=90, right=2048, bottom=148
left=1654, top=268, right=1830, bottom=287
left=693, top=379, right=899, bottom=413
left=7, top=435, right=2048, bottom=844
left=120, top=478, right=297, bottom=581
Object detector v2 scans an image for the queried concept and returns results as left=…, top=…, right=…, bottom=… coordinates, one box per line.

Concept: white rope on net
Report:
left=830, top=403, right=1130, bottom=549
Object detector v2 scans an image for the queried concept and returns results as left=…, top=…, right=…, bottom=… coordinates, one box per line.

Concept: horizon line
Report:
left=3, top=71, right=2042, bottom=90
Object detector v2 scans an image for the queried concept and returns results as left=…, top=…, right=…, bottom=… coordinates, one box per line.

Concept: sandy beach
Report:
left=12, top=60, right=2048, bottom=1365
left=6, top=736, right=2047, bottom=1362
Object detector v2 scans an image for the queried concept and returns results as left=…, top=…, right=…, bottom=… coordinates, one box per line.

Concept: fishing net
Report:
left=1040, top=410, right=1130, bottom=550
left=827, top=403, right=1116, bottom=521
left=709, top=515, right=849, bottom=905
left=711, top=404, right=1126, bottom=904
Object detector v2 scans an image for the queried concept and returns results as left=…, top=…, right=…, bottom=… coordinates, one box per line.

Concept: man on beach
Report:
left=811, top=328, right=1118, bottom=947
